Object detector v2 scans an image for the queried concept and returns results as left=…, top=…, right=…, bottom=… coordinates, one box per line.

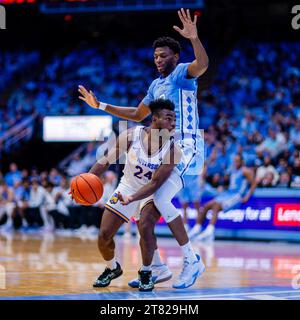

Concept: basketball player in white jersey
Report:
left=78, top=9, right=208, bottom=289
left=73, top=99, right=204, bottom=291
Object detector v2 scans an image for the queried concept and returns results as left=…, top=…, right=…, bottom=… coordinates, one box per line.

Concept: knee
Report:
left=139, top=215, right=155, bottom=238
left=98, top=229, right=112, bottom=247
left=153, top=194, right=165, bottom=212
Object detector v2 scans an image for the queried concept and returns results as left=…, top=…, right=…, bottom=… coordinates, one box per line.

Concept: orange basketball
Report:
left=71, top=173, right=104, bottom=206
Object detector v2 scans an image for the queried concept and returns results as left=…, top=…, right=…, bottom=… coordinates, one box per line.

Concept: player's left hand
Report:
left=117, top=192, right=133, bottom=205
left=173, top=8, right=198, bottom=40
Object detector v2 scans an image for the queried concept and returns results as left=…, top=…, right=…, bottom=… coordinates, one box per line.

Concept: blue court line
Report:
left=0, top=286, right=299, bottom=300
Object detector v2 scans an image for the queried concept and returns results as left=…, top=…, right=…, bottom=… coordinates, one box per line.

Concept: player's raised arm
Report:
left=78, top=85, right=151, bottom=122
left=173, top=8, right=209, bottom=78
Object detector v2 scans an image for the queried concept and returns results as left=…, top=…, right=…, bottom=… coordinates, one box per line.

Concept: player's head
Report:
left=149, top=99, right=176, bottom=132
left=234, top=154, right=244, bottom=169
left=153, top=37, right=181, bottom=75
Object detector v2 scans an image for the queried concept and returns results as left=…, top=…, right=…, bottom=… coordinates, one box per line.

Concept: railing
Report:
left=40, top=0, right=204, bottom=14
left=0, top=113, right=37, bottom=153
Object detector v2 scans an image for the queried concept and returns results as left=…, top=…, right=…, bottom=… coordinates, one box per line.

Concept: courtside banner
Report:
left=167, top=195, right=300, bottom=232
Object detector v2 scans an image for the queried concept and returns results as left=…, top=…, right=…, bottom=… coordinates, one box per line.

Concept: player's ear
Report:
left=174, top=53, right=179, bottom=63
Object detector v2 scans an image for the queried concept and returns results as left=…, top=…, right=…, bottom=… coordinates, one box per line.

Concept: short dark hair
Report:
left=149, top=99, right=175, bottom=117
left=153, top=37, right=181, bottom=55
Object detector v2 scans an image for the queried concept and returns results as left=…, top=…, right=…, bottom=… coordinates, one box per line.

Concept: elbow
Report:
left=134, top=112, right=146, bottom=122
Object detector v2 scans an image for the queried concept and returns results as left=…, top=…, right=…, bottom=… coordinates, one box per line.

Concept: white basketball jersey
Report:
left=120, top=126, right=174, bottom=191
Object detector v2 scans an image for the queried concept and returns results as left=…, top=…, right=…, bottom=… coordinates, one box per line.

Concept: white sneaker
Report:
left=194, top=231, right=215, bottom=242
left=172, top=254, right=205, bottom=289
left=188, top=225, right=202, bottom=239
left=128, top=264, right=172, bottom=288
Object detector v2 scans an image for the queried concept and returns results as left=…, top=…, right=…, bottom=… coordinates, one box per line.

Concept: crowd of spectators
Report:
left=0, top=161, right=118, bottom=234
left=0, top=51, right=40, bottom=136
left=200, top=42, right=300, bottom=189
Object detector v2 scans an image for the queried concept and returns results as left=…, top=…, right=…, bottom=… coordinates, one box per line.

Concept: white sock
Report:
left=106, top=257, right=117, bottom=270
left=151, top=249, right=163, bottom=266
left=205, top=224, right=215, bottom=235
left=180, top=241, right=197, bottom=263
left=141, top=264, right=151, bottom=271
left=191, top=224, right=202, bottom=232
left=22, top=219, right=28, bottom=227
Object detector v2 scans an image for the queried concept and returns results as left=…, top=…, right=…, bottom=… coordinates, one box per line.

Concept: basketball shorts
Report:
left=104, top=182, right=152, bottom=223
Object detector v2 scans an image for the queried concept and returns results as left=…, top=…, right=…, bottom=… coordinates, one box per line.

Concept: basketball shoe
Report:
left=93, top=262, right=123, bottom=287
left=172, top=254, right=205, bottom=289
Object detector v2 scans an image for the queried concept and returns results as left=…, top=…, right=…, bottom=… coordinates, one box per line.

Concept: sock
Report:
left=180, top=241, right=197, bottom=263
left=205, top=224, right=215, bottom=235
left=152, top=249, right=163, bottom=266
left=106, top=257, right=117, bottom=270
left=22, top=219, right=28, bottom=227
left=141, top=265, right=151, bottom=271
left=192, top=224, right=202, bottom=232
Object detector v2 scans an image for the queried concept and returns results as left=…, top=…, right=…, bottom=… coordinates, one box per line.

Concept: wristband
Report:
left=98, top=102, right=107, bottom=110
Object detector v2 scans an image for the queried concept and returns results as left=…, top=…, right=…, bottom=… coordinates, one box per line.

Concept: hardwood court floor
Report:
left=0, top=231, right=300, bottom=300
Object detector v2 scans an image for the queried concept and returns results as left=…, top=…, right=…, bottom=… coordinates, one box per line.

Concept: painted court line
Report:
left=135, top=290, right=300, bottom=300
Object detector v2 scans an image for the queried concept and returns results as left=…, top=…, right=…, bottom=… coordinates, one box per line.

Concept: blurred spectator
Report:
left=4, top=163, right=22, bottom=187
left=256, top=155, right=279, bottom=186
left=0, top=180, right=15, bottom=231
left=256, top=128, right=286, bottom=158
left=24, top=179, right=45, bottom=227
left=291, top=158, right=300, bottom=188
left=277, top=172, right=291, bottom=187
left=67, top=154, right=87, bottom=176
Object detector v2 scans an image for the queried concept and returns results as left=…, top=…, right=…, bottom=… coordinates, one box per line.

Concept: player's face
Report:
left=157, top=109, right=176, bottom=132
left=154, top=47, right=178, bottom=75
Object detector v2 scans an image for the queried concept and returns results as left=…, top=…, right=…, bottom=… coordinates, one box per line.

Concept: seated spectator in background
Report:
left=205, top=148, right=224, bottom=181
left=256, top=128, right=286, bottom=158
left=254, top=150, right=265, bottom=168
left=240, top=111, right=257, bottom=134
left=258, top=172, right=275, bottom=188
left=81, top=143, right=97, bottom=171
left=48, top=168, right=62, bottom=186
left=66, top=154, right=87, bottom=177
left=276, top=158, right=289, bottom=175
left=40, top=182, right=56, bottom=232
left=290, top=121, right=300, bottom=150
left=24, top=179, right=45, bottom=228
left=16, top=179, right=31, bottom=229
left=291, top=157, right=300, bottom=188
left=277, top=172, right=291, bottom=188
left=48, top=177, right=72, bottom=230
left=4, top=163, right=22, bottom=187
left=0, top=180, right=16, bottom=231
left=256, top=155, right=279, bottom=186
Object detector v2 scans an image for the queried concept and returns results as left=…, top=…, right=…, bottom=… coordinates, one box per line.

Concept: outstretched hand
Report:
left=78, top=85, right=99, bottom=109
left=173, top=8, right=198, bottom=40
left=117, top=192, right=134, bottom=206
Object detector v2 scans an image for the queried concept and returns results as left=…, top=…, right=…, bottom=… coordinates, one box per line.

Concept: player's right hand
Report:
left=78, top=85, right=100, bottom=109
left=117, top=192, right=133, bottom=205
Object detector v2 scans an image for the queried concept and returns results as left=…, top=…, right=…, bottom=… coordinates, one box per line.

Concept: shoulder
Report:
left=172, top=63, right=190, bottom=75
left=149, top=78, right=160, bottom=89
